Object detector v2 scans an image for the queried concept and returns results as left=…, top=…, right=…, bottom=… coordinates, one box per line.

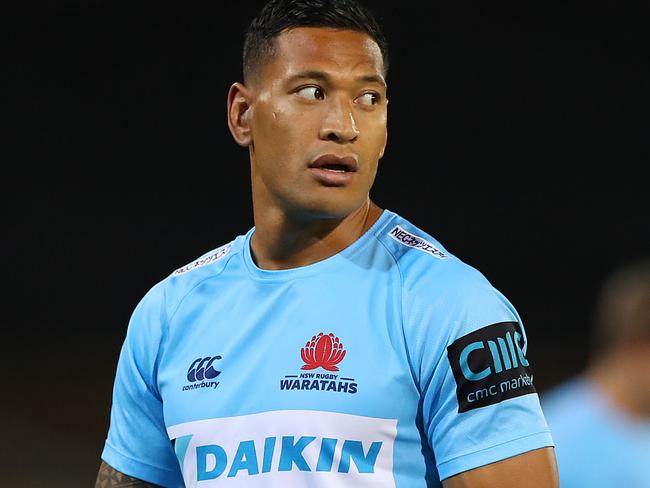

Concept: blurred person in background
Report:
left=540, top=259, right=650, bottom=487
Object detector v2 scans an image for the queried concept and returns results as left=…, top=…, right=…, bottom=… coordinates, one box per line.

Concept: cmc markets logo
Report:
left=447, top=322, right=536, bottom=412
left=182, top=356, right=222, bottom=392
left=280, top=332, right=357, bottom=394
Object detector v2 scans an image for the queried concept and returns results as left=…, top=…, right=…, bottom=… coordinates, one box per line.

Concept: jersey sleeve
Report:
left=403, top=263, right=554, bottom=481
left=100, top=281, right=184, bottom=487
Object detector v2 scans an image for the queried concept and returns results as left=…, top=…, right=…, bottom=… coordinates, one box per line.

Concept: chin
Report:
left=291, top=194, right=366, bottom=221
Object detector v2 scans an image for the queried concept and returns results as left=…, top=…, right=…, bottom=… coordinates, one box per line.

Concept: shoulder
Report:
left=169, top=233, right=243, bottom=283
left=170, top=235, right=243, bottom=280
left=541, top=377, right=590, bottom=407
left=540, top=376, right=600, bottom=426
left=373, top=210, right=496, bottom=298
left=373, top=211, right=521, bottom=340
left=132, top=233, right=246, bottom=324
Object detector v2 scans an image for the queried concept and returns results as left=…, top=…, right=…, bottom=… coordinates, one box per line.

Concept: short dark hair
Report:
left=242, top=0, right=389, bottom=84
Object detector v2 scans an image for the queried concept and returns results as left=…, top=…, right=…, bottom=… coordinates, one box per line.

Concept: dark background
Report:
left=5, top=0, right=648, bottom=485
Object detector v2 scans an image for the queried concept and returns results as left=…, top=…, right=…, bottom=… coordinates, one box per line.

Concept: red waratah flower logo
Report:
left=301, top=332, right=346, bottom=371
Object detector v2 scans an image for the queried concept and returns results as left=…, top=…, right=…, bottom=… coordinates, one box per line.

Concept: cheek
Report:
left=360, top=124, right=388, bottom=165
left=253, top=112, right=316, bottom=186
left=358, top=111, right=387, bottom=150
left=377, top=128, right=388, bottom=158
left=256, top=105, right=314, bottom=154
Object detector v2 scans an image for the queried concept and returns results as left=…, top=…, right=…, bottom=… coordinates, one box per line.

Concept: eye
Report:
left=355, top=92, right=380, bottom=106
left=295, top=86, right=325, bottom=101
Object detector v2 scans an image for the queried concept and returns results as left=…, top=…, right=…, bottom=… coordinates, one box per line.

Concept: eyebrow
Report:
left=286, top=70, right=387, bottom=88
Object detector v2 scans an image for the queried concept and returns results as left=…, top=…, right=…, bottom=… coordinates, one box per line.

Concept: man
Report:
left=540, top=260, right=650, bottom=487
left=96, top=0, right=559, bottom=486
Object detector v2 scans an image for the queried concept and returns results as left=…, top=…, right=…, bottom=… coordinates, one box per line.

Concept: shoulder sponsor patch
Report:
left=173, top=243, right=233, bottom=276
left=388, top=225, right=449, bottom=259
left=447, top=321, right=536, bottom=413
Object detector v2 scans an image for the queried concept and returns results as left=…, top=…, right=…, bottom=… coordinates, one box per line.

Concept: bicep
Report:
left=95, top=461, right=163, bottom=487
left=442, top=447, right=559, bottom=488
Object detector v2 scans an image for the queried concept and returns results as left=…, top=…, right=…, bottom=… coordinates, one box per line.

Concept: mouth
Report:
left=309, top=154, right=358, bottom=173
left=308, top=154, right=358, bottom=186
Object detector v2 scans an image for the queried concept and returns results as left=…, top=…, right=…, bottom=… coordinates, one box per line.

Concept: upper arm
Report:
left=95, top=461, right=163, bottom=487
left=400, top=260, right=555, bottom=479
left=100, top=283, right=184, bottom=486
left=442, top=447, right=559, bottom=488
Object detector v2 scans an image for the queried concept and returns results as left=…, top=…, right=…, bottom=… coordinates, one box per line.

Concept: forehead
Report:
left=269, top=27, right=385, bottom=80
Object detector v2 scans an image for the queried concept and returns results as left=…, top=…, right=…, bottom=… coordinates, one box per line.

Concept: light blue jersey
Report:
left=541, top=376, right=650, bottom=488
left=101, top=209, right=553, bottom=487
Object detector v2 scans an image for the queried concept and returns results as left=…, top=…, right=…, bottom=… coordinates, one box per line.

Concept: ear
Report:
left=227, top=82, right=253, bottom=147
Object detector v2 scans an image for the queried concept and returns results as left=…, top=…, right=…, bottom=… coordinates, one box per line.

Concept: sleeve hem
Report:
left=101, top=442, right=181, bottom=487
left=437, top=430, right=555, bottom=481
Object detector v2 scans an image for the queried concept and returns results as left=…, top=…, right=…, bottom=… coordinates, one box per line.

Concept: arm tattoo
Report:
left=95, top=461, right=162, bottom=487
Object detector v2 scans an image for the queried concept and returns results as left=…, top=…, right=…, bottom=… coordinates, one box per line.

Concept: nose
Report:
left=318, top=95, right=360, bottom=143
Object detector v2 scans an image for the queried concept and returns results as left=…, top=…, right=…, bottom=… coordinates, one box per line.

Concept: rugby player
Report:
left=96, top=1, right=559, bottom=486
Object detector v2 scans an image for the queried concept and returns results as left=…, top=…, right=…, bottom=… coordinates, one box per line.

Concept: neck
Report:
left=587, top=353, right=650, bottom=420
left=250, top=199, right=383, bottom=270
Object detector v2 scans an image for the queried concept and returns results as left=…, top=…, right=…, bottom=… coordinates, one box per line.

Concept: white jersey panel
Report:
left=168, top=410, right=397, bottom=487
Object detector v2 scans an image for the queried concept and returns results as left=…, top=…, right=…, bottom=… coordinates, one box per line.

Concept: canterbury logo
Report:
left=187, top=356, right=222, bottom=382
left=301, top=332, right=346, bottom=371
